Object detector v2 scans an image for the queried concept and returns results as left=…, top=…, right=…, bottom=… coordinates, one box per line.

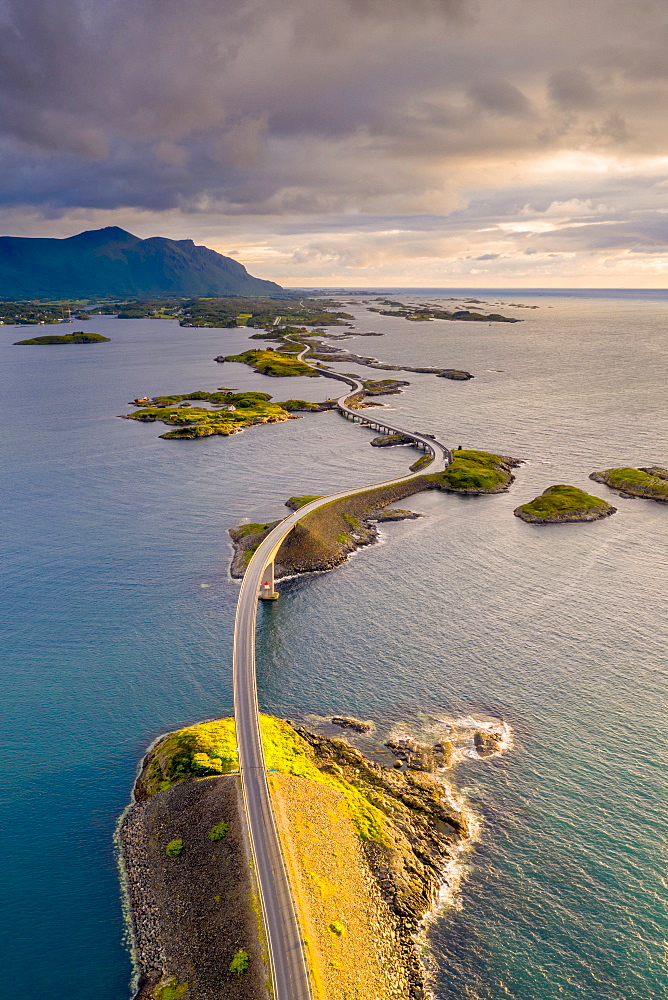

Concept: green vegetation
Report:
left=183, top=296, right=351, bottom=329
left=145, top=717, right=239, bottom=794
left=158, top=980, right=189, bottom=1000
left=126, top=389, right=291, bottom=438
left=515, top=485, right=615, bottom=522
left=234, top=521, right=273, bottom=537
left=370, top=433, right=411, bottom=446
left=275, top=399, right=324, bottom=411
left=229, top=949, right=250, bottom=978
left=328, top=921, right=346, bottom=937
left=222, top=349, right=320, bottom=378
left=260, top=715, right=386, bottom=843
left=360, top=378, right=409, bottom=394
left=410, top=454, right=432, bottom=472
left=590, top=466, right=668, bottom=501
left=428, top=449, right=514, bottom=492
left=0, top=301, right=97, bottom=323
left=286, top=496, right=323, bottom=509
left=165, top=839, right=184, bottom=858
left=146, top=713, right=387, bottom=842
left=209, top=821, right=229, bottom=841
left=14, top=331, right=109, bottom=345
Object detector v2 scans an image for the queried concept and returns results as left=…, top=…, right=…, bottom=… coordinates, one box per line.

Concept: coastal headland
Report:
left=120, top=715, right=470, bottom=1000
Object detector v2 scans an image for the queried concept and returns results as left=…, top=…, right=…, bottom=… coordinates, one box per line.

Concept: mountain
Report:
left=0, top=227, right=282, bottom=299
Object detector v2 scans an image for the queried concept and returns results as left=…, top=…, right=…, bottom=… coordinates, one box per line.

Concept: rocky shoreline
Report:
left=589, top=465, right=668, bottom=502
left=229, top=451, right=521, bottom=580
left=119, top=750, right=270, bottom=1000
left=514, top=484, right=617, bottom=524
left=228, top=484, right=427, bottom=580
left=120, top=718, right=473, bottom=1000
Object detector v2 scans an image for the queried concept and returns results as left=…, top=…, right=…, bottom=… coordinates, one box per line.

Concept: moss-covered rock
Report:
left=427, top=449, right=520, bottom=493
left=589, top=466, right=668, bottom=502
left=514, top=485, right=617, bottom=523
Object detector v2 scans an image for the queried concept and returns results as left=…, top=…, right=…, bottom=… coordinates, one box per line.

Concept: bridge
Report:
left=232, top=350, right=452, bottom=1000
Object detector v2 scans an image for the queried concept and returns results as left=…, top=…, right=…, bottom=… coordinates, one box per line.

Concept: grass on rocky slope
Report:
left=14, top=331, right=110, bottom=344
left=127, top=390, right=290, bottom=438
left=286, top=495, right=323, bottom=509
left=260, top=716, right=386, bottom=843
left=146, top=715, right=386, bottom=844
left=591, top=466, right=668, bottom=500
left=223, top=349, right=320, bottom=377
left=515, top=484, right=612, bottom=519
left=427, top=449, right=513, bottom=491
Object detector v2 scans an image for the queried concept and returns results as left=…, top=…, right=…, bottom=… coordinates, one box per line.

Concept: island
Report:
left=121, top=390, right=343, bottom=439
left=121, top=374, right=412, bottom=441
left=366, top=301, right=520, bottom=323
left=229, top=450, right=520, bottom=578
left=217, top=322, right=474, bottom=381
left=514, top=485, right=617, bottom=523
left=589, top=466, right=668, bottom=502
left=370, top=433, right=413, bottom=447
left=216, top=349, right=321, bottom=378
left=428, top=448, right=521, bottom=493
left=120, top=714, right=469, bottom=1000
left=14, top=330, right=109, bottom=345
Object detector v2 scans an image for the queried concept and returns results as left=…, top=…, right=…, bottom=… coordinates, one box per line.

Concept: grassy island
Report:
left=217, top=349, right=320, bottom=377
left=123, top=388, right=338, bottom=439
left=514, top=485, right=617, bottom=523
left=367, top=302, right=519, bottom=323
left=370, top=433, right=412, bottom=447
left=590, top=466, right=668, bottom=502
left=14, top=331, right=109, bottom=345
left=124, top=389, right=292, bottom=438
left=427, top=449, right=520, bottom=493
left=122, top=715, right=468, bottom=1000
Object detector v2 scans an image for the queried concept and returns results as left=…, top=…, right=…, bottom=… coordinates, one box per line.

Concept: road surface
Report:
left=232, top=352, right=452, bottom=1000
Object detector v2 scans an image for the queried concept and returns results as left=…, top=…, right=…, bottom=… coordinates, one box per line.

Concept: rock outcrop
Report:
left=331, top=716, right=375, bottom=733
left=589, top=466, right=668, bottom=502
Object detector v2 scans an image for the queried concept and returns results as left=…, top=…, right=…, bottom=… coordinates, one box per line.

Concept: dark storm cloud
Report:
left=468, top=79, right=533, bottom=118
left=1, top=0, right=668, bottom=279
left=548, top=70, right=599, bottom=110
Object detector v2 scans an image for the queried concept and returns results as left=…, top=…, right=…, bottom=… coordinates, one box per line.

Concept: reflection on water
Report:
left=1, top=298, right=667, bottom=999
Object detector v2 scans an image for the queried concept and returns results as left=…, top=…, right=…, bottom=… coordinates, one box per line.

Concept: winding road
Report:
left=232, top=349, right=452, bottom=1000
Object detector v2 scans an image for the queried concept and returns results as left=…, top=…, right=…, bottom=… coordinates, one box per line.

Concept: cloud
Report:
left=0, top=0, right=667, bottom=282
left=468, top=80, right=533, bottom=118
left=548, top=69, right=599, bottom=110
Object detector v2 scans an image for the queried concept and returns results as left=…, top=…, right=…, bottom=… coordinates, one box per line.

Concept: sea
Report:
left=1, top=290, right=666, bottom=999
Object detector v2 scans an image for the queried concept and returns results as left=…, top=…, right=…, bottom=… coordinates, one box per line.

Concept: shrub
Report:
left=165, top=839, right=183, bottom=858
left=328, top=920, right=346, bottom=937
left=229, top=949, right=249, bottom=977
left=210, top=821, right=229, bottom=842
left=159, top=981, right=188, bottom=1000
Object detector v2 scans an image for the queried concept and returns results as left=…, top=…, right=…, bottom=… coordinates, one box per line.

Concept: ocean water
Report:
left=1, top=296, right=666, bottom=999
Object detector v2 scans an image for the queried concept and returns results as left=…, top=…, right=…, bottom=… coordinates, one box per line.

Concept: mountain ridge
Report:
left=0, top=227, right=282, bottom=299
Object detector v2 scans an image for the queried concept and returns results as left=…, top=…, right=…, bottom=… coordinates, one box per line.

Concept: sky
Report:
left=2, top=0, right=668, bottom=287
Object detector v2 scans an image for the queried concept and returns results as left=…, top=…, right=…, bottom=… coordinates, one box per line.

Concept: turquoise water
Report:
left=1, top=297, right=666, bottom=998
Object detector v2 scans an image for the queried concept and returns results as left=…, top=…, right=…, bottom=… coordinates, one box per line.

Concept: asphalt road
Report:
left=232, top=359, right=452, bottom=1000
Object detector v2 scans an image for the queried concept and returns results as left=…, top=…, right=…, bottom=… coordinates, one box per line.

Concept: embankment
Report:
left=229, top=450, right=521, bottom=579
left=120, top=755, right=270, bottom=1000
